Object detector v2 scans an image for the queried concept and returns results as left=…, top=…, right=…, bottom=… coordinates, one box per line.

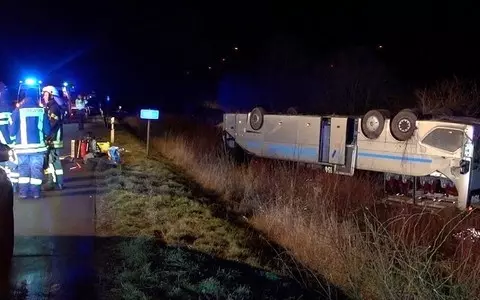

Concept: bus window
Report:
left=421, top=128, right=464, bottom=152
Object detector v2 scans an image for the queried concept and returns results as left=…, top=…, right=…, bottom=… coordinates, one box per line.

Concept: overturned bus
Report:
left=222, top=107, right=480, bottom=210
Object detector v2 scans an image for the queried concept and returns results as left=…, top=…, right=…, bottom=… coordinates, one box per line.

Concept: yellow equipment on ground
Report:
left=97, top=141, right=111, bottom=153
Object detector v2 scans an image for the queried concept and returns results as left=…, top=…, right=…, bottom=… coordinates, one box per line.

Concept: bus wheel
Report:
left=361, top=109, right=390, bottom=139
left=391, top=109, right=417, bottom=141
left=249, top=107, right=266, bottom=131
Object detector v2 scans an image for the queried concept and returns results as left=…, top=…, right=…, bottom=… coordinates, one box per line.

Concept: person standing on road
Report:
left=101, top=95, right=111, bottom=128
left=9, top=91, right=51, bottom=199
left=75, top=94, right=87, bottom=130
left=42, top=86, right=65, bottom=191
left=0, top=82, right=19, bottom=190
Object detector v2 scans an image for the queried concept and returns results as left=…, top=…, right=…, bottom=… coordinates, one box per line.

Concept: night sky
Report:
left=0, top=1, right=478, bottom=110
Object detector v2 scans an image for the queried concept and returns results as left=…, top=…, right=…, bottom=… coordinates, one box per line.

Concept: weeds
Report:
left=94, top=127, right=325, bottom=299
left=124, top=116, right=480, bottom=300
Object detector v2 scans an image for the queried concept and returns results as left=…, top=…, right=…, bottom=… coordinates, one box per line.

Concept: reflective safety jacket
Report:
left=0, top=111, right=14, bottom=146
left=9, top=100, right=51, bottom=154
left=75, top=98, right=86, bottom=110
left=46, top=101, right=64, bottom=149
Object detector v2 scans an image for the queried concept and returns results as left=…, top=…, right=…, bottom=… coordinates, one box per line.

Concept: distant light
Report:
left=234, top=47, right=238, bottom=51
left=330, top=64, right=334, bottom=68
left=221, top=58, right=226, bottom=62
left=24, top=78, right=36, bottom=85
left=38, top=80, right=42, bottom=84
left=63, top=82, right=68, bottom=87
left=377, top=45, right=383, bottom=49
left=208, top=66, right=212, bottom=70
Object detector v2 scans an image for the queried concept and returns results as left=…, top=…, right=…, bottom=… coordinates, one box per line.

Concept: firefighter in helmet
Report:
left=0, top=82, right=18, bottom=190
left=42, top=86, right=65, bottom=190
left=9, top=90, right=51, bottom=199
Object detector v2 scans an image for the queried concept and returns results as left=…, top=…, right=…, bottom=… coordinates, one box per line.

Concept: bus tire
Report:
left=249, top=107, right=266, bottom=131
left=391, top=109, right=417, bottom=141
left=361, top=109, right=390, bottom=139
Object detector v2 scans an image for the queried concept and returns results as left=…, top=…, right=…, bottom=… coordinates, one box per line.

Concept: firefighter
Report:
left=9, top=91, right=51, bottom=199
left=42, top=86, right=65, bottom=190
left=0, top=82, right=18, bottom=190
left=100, top=95, right=111, bottom=128
left=75, top=94, right=87, bottom=130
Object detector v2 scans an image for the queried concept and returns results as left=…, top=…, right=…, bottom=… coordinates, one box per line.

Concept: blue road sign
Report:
left=140, top=109, right=160, bottom=120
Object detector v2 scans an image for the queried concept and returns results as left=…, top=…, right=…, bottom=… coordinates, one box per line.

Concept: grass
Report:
left=122, top=115, right=480, bottom=300
left=93, top=127, right=333, bottom=299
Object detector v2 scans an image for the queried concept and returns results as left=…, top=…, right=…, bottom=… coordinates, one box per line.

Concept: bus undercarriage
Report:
left=222, top=107, right=480, bottom=211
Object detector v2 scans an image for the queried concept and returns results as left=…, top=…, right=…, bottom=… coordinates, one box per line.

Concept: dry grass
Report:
left=125, top=116, right=480, bottom=300
left=93, top=127, right=324, bottom=299
left=415, top=76, right=480, bottom=117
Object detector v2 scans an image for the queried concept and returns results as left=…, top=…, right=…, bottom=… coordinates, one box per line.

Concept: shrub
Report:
left=125, top=116, right=480, bottom=299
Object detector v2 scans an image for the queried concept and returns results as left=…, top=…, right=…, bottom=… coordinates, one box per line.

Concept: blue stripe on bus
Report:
left=245, top=141, right=318, bottom=160
left=243, top=141, right=433, bottom=164
left=357, top=152, right=432, bottom=163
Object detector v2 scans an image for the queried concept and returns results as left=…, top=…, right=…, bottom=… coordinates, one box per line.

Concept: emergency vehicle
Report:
left=222, top=107, right=480, bottom=210
left=16, top=78, right=42, bottom=107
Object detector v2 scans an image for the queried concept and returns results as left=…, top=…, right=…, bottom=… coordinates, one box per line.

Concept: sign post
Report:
left=140, top=109, right=160, bottom=157
left=110, top=117, right=115, bottom=144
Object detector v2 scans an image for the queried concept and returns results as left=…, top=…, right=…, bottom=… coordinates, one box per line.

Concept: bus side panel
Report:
left=329, top=117, right=348, bottom=165
left=468, top=125, right=480, bottom=205
left=233, top=114, right=265, bottom=157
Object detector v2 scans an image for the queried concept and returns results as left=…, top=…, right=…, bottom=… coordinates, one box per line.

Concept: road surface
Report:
left=11, top=121, right=108, bottom=299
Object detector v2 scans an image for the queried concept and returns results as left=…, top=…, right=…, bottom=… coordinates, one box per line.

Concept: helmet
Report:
left=42, top=85, right=60, bottom=97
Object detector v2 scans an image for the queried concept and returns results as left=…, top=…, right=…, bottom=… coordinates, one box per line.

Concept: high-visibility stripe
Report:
left=0, top=112, right=11, bottom=119
left=10, top=172, right=19, bottom=177
left=0, top=131, right=6, bottom=145
left=14, top=143, right=45, bottom=149
left=30, top=178, right=42, bottom=185
left=10, top=178, right=18, bottom=183
left=54, top=169, right=63, bottom=175
left=48, top=164, right=56, bottom=183
left=19, top=107, right=44, bottom=146
left=18, top=177, right=29, bottom=184
left=14, top=147, right=47, bottom=154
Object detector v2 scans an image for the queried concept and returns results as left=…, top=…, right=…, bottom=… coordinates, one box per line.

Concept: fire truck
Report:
left=222, top=107, right=480, bottom=210
left=16, top=78, right=42, bottom=107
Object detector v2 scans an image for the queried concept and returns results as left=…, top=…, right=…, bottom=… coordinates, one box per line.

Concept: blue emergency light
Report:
left=140, top=109, right=160, bottom=120
left=63, top=82, right=68, bottom=87
left=24, top=78, right=37, bottom=85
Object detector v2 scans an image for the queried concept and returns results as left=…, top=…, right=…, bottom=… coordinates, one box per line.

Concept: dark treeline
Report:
left=213, top=34, right=480, bottom=117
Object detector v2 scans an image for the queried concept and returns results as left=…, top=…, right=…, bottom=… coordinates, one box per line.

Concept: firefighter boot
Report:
left=41, top=173, right=55, bottom=191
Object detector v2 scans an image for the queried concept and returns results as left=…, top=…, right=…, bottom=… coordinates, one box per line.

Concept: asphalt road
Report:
left=10, top=121, right=108, bottom=299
